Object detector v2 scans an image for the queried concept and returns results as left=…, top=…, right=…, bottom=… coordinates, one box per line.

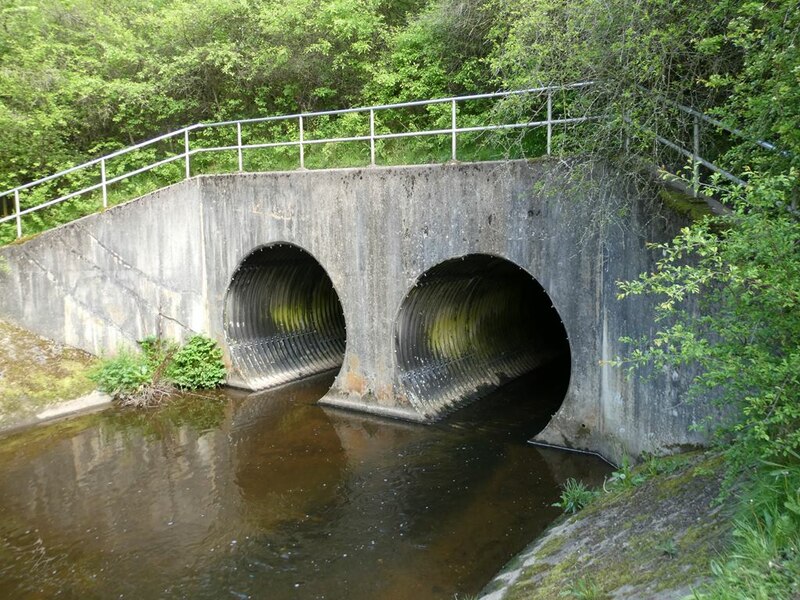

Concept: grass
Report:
left=690, top=460, right=800, bottom=599
left=553, top=478, right=599, bottom=514
left=559, top=578, right=607, bottom=599
left=504, top=452, right=731, bottom=600
left=544, top=451, right=800, bottom=600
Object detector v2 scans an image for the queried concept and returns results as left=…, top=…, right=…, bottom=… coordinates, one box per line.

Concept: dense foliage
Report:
left=167, top=335, right=227, bottom=390
left=0, top=0, right=495, bottom=194
left=619, top=174, right=800, bottom=465
left=1, top=0, right=796, bottom=184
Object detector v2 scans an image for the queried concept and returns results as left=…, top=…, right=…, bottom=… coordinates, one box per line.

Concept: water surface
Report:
left=0, top=370, right=609, bottom=599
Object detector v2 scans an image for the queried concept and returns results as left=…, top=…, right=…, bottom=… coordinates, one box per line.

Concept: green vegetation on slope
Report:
left=493, top=453, right=730, bottom=599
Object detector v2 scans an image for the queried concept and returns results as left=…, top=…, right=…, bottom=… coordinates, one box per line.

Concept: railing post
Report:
left=623, top=110, right=630, bottom=155
left=546, top=89, right=553, bottom=155
left=370, top=109, right=376, bottom=167
left=299, top=115, right=305, bottom=169
left=14, top=189, right=21, bottom=239
left=100, top=158, right=108, bottom=209
left=451, top=99, right=458, bottom=161
left=184, top=129, right=191, bottom=179
left=237, top=122, right=244, bottom=172
left=692, top=115, right=700, bottom=197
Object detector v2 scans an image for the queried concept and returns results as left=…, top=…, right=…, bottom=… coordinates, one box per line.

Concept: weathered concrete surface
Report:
left=35, top=390, right=111, bottom=421
left=0, top=318, right=100, bottom=431
left=0, top=160, right=710, bottom=462
left=478, top=453, right=730, bottom=600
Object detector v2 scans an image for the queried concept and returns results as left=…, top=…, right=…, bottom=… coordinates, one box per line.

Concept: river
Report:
left=0, top=367, right=609, bottom=599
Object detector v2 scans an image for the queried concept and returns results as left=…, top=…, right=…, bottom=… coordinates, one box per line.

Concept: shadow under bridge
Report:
left=394, top=254, right=570, bottom=419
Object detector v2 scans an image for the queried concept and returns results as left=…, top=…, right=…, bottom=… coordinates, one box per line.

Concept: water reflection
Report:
left=0, top=370, right=609, bottom=599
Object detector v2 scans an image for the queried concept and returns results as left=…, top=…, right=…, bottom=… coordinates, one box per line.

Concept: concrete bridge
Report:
left=0, top=159, right=708, bottom=462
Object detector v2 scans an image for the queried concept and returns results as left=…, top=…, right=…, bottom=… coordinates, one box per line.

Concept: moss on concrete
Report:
left=482, top=452, right=732, bottom=600
left=0, top=319, right=97, bottom=427
left=659, top=188, right=714, bottom=221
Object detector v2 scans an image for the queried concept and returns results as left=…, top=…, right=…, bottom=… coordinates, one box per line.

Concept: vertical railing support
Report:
left=623, top=110, right=630, bottom=155
left=100, top=158, right=108, bottom=209
left=692, top=115, right=700, bottom=198
left=237, top=122, right=244, bottom=172
left=299, top=115, right=305, bottom=169
left=370, top=109, right=376, bottom=167
left=14, top=189, right=21, bottom=239
left=546, top=89, right=553, bottom=155
left=184, top=129, right=191, bottom=179
left=451, top=99, right=457, bottom=161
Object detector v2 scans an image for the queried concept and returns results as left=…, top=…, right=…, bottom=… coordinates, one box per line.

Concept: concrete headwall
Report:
left=0, top=160, right=709, bottom=462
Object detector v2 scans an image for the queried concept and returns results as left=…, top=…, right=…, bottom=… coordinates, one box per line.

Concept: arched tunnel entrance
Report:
left=224, top=243, right=346, bottom=390
left=395, top=254, right=570, bottom=419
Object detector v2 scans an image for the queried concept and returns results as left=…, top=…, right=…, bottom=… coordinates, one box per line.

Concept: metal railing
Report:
left=0, top=83, right=594, bottom=240
left=641, top=88, right=785, bottom=194
left=0, top=81, right=779, bottom=241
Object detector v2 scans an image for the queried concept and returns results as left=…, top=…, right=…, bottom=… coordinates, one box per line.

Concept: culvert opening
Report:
left=224, top=244, right=346, bottom=390
left=395, top=254, right=570, bottom=419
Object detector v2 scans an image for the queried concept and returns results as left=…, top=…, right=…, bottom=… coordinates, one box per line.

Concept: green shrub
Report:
left=90, top=350, right=152, bottom=397
left=139, top=335, right=178, bottom=371
left=617, top=172, right=800, bottom=469
left=92, top=334, right=226, bottom=405
left=166, top=335, right=226, bottom=390
left=553, top=478, right=598, bottom=514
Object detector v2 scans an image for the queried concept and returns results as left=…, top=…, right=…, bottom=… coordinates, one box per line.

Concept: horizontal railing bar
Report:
left=0, top=212, right=20, bottom=225
left=0, top=125, right=199, bottom=199
left=104, top=153, right=185, bottom=186
left=0, top=154, right=187, bottom=224
left=456, top=115, right=598, bottom=134
left=199, top=82, right=596, bottom=129
left=0, top=162, right=95, bottom=198
left=0, top=82, right=768, bottom=240
left=192, top=117, right=598, bottom=155
left=190, top=145, right=242, bottom=154
left=12, top=181, right=105, bottom=219
left=637, top=85, right=782, bottom=155
left=653, top=133, right=746, bottom=186
left=96, top=125, right=201, bottom=162
left=674, top=104, right=780, bottom=154
left=2, top=84, right=595, bottom=199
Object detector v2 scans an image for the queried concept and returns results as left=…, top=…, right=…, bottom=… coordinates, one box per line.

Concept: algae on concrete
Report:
left=480, top=453, right=732, bottom=600
left=0, top=319, right=98, bottom=428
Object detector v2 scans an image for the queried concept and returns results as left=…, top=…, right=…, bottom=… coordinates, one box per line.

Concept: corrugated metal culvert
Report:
left=224, top=243, right=346, bottom=389
left=395, top=254, right=569, bottom=419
